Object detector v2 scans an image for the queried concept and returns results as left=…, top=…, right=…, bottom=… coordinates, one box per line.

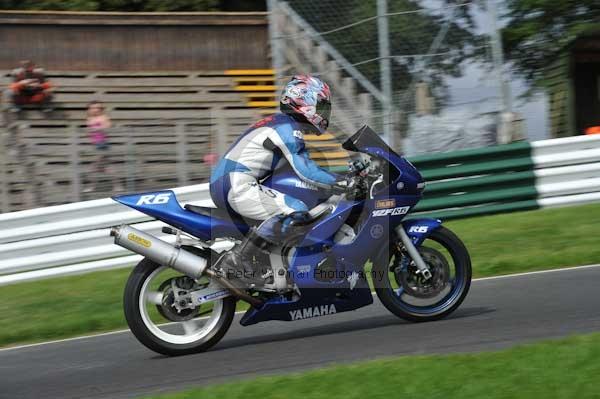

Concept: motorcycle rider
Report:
left=210, top=75, right=351, bottom=286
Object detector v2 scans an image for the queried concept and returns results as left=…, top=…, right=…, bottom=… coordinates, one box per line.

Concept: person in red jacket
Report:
left=9, top=60, right=54, bottom=113
left=585, top=126, right=600, bottom=135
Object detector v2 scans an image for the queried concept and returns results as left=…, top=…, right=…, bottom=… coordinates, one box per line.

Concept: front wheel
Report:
left=123, top=257, right=236, bottom=356
left=373, top=226, right=471, bottom=322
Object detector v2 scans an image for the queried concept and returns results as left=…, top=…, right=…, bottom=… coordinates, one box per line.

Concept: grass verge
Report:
left=1, top=203, right=599, bottom=348
left=445, top=202, right=600, bottom=276
left=0, top=268, right=131, bottom=346
left=144, top=332, right=600, bottom=399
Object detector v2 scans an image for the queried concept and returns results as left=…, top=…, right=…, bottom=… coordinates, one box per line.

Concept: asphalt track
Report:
left=1, top=265, right=600, bottom=399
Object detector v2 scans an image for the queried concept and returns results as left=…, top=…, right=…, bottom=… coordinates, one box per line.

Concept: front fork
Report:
left=396, top=226, right=432, bottom=280
left=395, top=218, right=444, bottom=281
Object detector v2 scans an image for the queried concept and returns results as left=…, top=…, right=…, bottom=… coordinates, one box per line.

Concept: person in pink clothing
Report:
left=203, top=139, right=219, bottom=168
left=87, top=100, right=111, bottom=150
left=85, top=101, right=117, bottom=193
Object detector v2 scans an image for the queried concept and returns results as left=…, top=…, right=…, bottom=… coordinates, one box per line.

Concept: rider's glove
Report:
left=331, top=176, right=355, bottom=194
left=333, top=176, right=368, bottom=200
left=348, top=159, right=369, bottom=177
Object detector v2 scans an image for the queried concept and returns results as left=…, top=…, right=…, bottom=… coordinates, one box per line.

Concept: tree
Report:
left=296, top=0, right=478, bottom=108
left=502, top=0, right=600, bottom=84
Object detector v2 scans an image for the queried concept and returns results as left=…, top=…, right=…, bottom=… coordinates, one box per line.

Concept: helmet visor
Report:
left=316, top=100, right=331, bottom=127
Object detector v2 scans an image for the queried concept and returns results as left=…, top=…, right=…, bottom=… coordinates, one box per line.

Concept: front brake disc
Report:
left=395, top=246, right=450, bottom=299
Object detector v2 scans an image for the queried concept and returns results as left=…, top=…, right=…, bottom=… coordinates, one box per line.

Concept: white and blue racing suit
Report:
left=210, top=113, right=339, bottom=240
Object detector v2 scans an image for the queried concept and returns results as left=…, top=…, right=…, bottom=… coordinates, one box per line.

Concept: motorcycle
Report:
left=111, top=125, right=472, bottom=356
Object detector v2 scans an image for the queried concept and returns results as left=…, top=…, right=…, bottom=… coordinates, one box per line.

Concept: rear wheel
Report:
left=373, top=226, right=471, bottom=322
left=123, top=257, right=236, bottom=356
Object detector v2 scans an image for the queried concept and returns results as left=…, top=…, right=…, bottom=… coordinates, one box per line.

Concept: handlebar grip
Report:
left=330, top=184, right=347, bottom=195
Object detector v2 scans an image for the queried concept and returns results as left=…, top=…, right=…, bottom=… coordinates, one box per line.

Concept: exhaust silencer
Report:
left=111, top=225, right=207, bottom=279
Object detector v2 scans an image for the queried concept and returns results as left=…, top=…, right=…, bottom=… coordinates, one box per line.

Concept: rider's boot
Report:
left=215, top=213, right=310, bottom=288
left=216, top=227, right=274, bottom=287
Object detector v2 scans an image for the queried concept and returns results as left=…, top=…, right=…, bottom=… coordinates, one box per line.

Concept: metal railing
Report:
left=1, top=134, right=600, bottom=286
left=0, top=183, right=213, bottom=285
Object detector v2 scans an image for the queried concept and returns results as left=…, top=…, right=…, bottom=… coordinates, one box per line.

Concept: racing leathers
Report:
left=209, top=113, right=342, bottom=284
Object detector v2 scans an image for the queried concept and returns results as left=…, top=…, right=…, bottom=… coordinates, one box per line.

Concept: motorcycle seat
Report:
left=184, top=204, right=261, bottom=227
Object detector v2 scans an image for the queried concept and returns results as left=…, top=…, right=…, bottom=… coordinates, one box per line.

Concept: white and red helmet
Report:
left=280, top=75, right=332, bottom=134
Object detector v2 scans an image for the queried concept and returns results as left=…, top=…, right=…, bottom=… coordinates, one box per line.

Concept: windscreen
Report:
left=342, top=125, right=399, bottom=157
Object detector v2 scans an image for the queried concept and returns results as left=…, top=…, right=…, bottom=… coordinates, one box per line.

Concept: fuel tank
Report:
left=261, top=165, right=332, bottom=209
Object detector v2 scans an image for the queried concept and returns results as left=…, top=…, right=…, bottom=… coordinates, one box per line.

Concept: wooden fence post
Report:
left=70, top=124, right=81, bottom=203
left=176, top=122, right=188, bottom=186
left=0, top=128, right=8, bottom=213
left=125, top=128, right=135, bottom=192
left=216, top=115, right=228, bottom=157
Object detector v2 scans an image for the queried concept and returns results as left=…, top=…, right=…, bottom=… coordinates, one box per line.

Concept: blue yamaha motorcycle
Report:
left=111, top=126, right=471, bottom=356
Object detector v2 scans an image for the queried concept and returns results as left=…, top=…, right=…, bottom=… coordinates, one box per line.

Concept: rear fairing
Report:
left=112, top=190, right=249, bottom=240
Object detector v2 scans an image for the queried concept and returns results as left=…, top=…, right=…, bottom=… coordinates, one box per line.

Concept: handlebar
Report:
left=347, top=159, right=370, bottom=176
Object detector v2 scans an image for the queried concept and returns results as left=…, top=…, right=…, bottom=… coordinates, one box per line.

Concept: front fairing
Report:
left=363, top=146, right=424, bottom=197
left=343, top=125, right=425, bottom=198
left=294, top=191, right=422, bottom=280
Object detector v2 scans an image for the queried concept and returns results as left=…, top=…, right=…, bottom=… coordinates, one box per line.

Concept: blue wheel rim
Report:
left=389, top=243, right=467, bottom=315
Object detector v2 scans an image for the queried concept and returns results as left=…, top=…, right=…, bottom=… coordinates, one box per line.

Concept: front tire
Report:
left=373, top=226, right=471, bottom=322
left=124, top=258, right=236, bottom=356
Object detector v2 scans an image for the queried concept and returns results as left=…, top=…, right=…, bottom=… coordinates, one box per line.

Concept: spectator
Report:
left=203, top=140, right=219, bottom=167
left=585, top=126, right=600, bottom=135
left=87, top=100, right=111, bottom=150
left=9, top=60, right=54, bottom=113
left=85, top=101, right=119, bottom=193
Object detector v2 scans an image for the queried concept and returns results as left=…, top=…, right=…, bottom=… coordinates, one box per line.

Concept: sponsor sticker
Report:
left=127, top=233, right=151, bottom=248
left=295, top=180, right=318, bottom=191
left=371, top=206, right=410, bottom=217
left=375, top=199, right=396, bottom=209
left=287, top=86, right=302, bottom=98
left=408, top=225, right=429, bottom=233
left=289, top=304, right=337, bottom=321
left=370, top=224, right=384, bottom=239
left=293, top=130, right=304, bottom=140
left=199, top=290, right=230, bottom=302
left=136, top=193, right=171, bottom=205
left=347, top=272, right=359, bottom=290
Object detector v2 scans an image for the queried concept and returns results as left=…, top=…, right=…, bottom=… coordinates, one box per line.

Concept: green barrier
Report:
left=423, top=170, right=536, bottom=194
left=321, top=140, right=539, bottom=220
left=419, top=156, right=534, bottom=180
left=414, top=186, right=538, bottom=211
left=408, top=141, right=531, bottom=167
left=408, top=199, right=540, bottom=220
left=407, top=142, right=537, bottom=219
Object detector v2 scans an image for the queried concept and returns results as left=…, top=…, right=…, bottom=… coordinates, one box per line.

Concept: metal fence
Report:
left=2, top=133, right=600, bottom=286
left=269, top=0, right=521, bottom=153
left=0, top=183, right=215, bottom=286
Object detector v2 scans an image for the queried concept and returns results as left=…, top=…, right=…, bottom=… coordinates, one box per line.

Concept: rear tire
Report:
left=124, top=258, right=236, bottom=356
left=373, top=226, right=471, bottom=322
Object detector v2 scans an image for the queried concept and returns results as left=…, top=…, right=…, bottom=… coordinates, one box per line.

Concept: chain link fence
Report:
left=270, top=0, right=523, bottom=155
left=0, top=2, right=533, bottom=213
